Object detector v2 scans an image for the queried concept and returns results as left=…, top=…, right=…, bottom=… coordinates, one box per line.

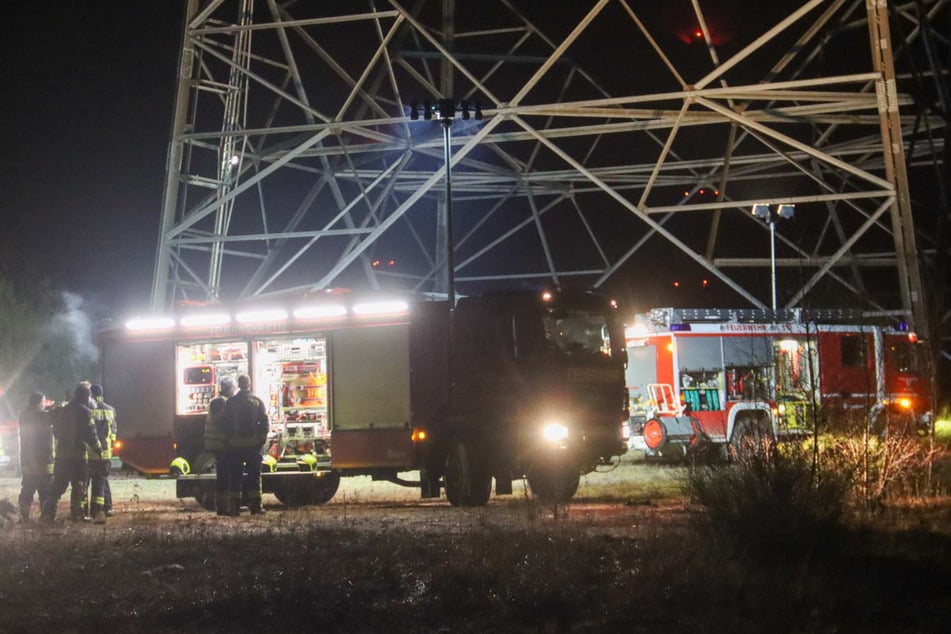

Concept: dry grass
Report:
left=0, top=461, right=949, bottom=632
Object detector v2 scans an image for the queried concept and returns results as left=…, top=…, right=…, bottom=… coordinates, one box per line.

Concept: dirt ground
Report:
left=3, top=458, right=950, bottom=633
left=0, top=455, right=692, bottom=536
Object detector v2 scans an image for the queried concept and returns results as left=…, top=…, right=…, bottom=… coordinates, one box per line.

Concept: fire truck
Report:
left=625, top=307, right=932, bottom=458
left=98, top=290, right=628, bottom=507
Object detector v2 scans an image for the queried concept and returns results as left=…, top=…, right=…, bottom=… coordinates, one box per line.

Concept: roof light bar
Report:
left=293, top=304, right=348, bottom=320
left=235, top=308, right=288, bottom=324
left=180, top=313, right=231, bottom=328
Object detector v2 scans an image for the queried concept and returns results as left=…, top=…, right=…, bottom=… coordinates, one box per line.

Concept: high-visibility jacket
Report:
left=18, top=405, right=54, bottom=476
left=89, top=397, right=117, bottom=460
left=222, top=390, right=269, bottom=449
left=203, top=395, right=229, bottom=453
left=52, top=401, right=102, bottom=461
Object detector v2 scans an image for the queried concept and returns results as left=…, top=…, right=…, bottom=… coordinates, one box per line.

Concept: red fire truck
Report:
left=99, top=290, right=628, bottom=507
left=625, top=307, right=932, bottom=458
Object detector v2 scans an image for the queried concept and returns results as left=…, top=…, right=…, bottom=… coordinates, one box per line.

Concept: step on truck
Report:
left=98, top=290, right=629, bottom=507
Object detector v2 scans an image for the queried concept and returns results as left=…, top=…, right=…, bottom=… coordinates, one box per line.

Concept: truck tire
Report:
left=306, top=473, right=340, bottom=505
left=444, top=440, right=491, bottom=507
left=273, top=473, right=341, bottom=507
left=193, top=453, right=218, bottom=511
left=728, top=418, right=772, bottom=461
left=527, top=465, right=580, bottom=504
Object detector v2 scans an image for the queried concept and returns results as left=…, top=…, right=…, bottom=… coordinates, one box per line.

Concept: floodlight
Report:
left=437, top=98, right=455, bottom=120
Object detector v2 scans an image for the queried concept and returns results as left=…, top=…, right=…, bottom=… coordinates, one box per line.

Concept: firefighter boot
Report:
left=216, top=499, right=238, bottom=517
left=249, top=500, right=267, bottom=515
left=91, top=504, right=106, bottom=525
left=39, top=497, right=57, bottom=525
left=19, top=504, right=32, bottom=524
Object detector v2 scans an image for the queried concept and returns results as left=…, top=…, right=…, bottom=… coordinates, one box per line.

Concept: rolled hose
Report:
left=642, top=416, right=705, bottom=450
left=642, top=419, right=667, bottom=450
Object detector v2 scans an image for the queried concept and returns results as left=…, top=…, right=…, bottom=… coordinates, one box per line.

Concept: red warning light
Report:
left=694, top=30, right=703, bottom=39
left=702, top=279, right=709, bottom=287
left=673, top=281, right=680, bottom=288
left=372, top=259, right=381, bottom=267
left=388, top=259, right=396, bottom=267
left=699, top=189, right=705, bottom=195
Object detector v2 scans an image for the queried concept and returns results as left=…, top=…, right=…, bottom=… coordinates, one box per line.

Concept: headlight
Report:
left=542, top=422, right=569, bottom=443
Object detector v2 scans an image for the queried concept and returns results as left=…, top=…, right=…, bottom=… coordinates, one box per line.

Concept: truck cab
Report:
left=416, top=290, right=629, bottom=505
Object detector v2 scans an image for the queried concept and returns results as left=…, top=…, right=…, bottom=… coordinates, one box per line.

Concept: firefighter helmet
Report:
left=169, top=456, right=190, bottom=476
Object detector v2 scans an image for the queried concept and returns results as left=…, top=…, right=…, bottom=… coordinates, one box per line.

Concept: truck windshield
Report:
left=889, top=340, right=922, bottom=374
left=542, top=311, right=614, bottom=358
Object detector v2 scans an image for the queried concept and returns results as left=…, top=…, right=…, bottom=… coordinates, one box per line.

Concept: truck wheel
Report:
left=527, top=465, right=580, bottom=504
left=307, top=473, right=340, bottom=505
left=444, top=440, right=491, bottom=507
left=193, top=453, right=218, bottom=511
left=274, top=474, right=340, bottom=506
left=729, top=419, right=772, bottom=461
left=272, top=480, right=306, bottom=507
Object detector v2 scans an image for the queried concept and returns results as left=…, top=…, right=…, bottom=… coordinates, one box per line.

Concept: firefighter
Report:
left=221, top=374, right=269, bottom=515
left=88, top=384, right=116, bottom=521
left=204, top=375, right=236, bottom=516
left=41, top=383, right=103, bottom=524
left=17, top=391, right=54, bottom=523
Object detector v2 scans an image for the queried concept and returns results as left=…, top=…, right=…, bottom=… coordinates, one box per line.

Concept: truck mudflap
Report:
left=641, top=415, right=708, bottom=458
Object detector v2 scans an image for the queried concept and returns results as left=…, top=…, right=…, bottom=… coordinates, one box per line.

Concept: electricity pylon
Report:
left=150, top=0, right=946, bottom=345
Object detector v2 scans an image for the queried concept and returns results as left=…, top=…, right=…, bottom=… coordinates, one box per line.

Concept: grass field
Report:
left=1, top=455, right=950, bottom=633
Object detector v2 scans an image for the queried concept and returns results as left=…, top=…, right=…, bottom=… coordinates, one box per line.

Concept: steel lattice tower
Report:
left=150, top=0, right=947, bottom=346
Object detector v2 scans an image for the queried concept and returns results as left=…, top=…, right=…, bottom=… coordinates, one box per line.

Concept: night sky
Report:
left=0, top=3, right=746, bottom=322
left=0, top=3, right=734, bottom=321
left=0, top=3, right=771, bottom=321
left=2, top=3, right=931, bottom=322
left=2, top=4, right=183, bottom=318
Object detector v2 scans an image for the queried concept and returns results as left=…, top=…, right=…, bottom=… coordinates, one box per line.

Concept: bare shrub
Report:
left=683, top=437, right=848, bottom=562
left=817, top=407, right=939, bottom=507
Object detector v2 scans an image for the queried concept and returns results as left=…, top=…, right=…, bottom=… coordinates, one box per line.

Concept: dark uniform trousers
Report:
left=18, top=474, right=52, bottom=518
left=88, top=459, right=110, bottom=516
left=43, top=458, right=90, bottom=520
left=222, top=447, right=263, bottom=511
